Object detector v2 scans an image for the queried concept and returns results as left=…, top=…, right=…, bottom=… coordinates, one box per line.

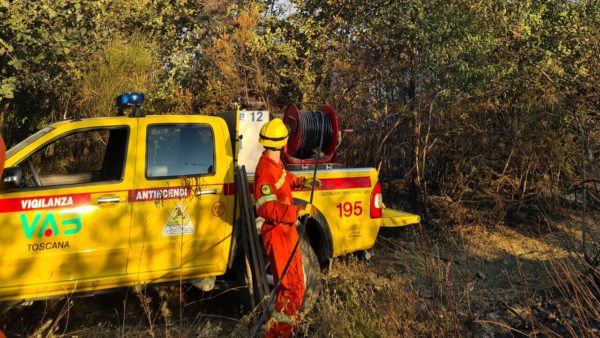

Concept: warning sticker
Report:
left=162, top=203, right=195, bottom=236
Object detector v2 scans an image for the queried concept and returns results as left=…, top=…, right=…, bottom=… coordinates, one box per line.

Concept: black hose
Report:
left=296, top=110, right=333, bottom=158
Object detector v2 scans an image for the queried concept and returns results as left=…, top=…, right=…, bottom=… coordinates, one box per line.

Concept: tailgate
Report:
left=381, top=208, right=420, bottom=227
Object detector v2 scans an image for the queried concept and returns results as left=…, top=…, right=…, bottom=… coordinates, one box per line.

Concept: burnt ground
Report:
left=1, top=208, right=598, bottom=337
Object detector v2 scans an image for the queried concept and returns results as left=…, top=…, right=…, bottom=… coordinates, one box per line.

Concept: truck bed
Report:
left=248, top=167, right=420, bottom=257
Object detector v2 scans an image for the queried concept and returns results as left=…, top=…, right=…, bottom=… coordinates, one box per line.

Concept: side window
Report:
left=19, top=128, right=128, bottom=187
left=146, top=124, right=215, bottom=178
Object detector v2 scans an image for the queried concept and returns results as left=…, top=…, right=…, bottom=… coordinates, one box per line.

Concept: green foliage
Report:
left=76, top=35, right=160, bottom=118
left=0, top=0, right=598, bottom=217
left=2, top=0, right=108, bottom=104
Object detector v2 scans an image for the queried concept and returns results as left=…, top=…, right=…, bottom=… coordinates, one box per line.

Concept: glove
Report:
left=297, top=203, right=316, bottom=218
left=301, top=178, right=322, bottom=189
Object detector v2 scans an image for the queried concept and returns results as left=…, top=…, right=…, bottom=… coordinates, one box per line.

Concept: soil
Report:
left=371, top=220, right=599, bottom=337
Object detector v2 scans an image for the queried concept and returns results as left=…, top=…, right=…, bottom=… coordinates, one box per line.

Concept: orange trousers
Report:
left=261, top=224, right=305, bottom=338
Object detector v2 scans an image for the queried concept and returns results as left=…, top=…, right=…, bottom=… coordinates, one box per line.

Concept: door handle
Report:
left=98, top=196, right=120, bottom=204
left=196, top=189, right=217, bottom=196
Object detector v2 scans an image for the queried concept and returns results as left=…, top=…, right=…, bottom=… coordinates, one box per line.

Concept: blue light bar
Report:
left=116, top=92, right=144, bottom=107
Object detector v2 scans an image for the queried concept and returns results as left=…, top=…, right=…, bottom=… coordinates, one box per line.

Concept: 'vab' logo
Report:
left=20, top=212, right=82, bottom=239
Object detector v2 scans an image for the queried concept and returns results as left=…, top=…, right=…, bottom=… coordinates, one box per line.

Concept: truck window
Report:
left=19, top=127, right=128, bottom=187
left=146, top=124, right=215, bottom=178
left=6, top=126, right=54, bottom=158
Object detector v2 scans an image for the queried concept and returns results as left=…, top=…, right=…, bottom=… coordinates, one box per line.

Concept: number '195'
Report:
left=336, top=201, right=363, bottom=217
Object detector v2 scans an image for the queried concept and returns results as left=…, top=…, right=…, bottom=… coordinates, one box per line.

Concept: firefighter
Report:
left=254, top=118, right=321, bottom=338
left=0, top=133, right=5, bottom=178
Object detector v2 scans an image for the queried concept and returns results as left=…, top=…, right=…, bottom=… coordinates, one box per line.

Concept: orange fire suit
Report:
left=0, top=134, right=5, bottom=178
left=254, top=151, right=306, bottom=338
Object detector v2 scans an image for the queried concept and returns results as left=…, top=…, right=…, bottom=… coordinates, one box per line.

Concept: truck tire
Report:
left=299, top=235, right=321, bottom=313
left=264, top=236, right=322, bottom=313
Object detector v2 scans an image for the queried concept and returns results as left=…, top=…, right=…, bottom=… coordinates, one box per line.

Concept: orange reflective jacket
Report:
left=254, top=151, right=304, bottom=225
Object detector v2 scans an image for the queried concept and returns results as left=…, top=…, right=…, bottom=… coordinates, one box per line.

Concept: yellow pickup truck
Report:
left=0, top=102, right=419, bottom=305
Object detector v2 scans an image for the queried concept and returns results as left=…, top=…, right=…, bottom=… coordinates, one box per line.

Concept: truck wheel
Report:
left=264, top=236, right=322, bottom=312
left=299, top=235, right=321, bottom=313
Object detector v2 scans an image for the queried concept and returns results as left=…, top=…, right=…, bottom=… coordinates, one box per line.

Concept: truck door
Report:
left=0, top=123, right=136, bottom=300
left=128, top=117, right=234, bottom=283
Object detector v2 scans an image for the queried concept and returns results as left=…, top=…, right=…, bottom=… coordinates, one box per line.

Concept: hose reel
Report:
left=283, top=104, right=339, bottom=164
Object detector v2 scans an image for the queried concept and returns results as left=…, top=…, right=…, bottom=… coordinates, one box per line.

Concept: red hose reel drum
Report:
left=283, top=104, right=339, bottom=165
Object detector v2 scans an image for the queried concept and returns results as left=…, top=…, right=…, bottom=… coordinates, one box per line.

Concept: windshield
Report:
left=6, top=127, right=55, bottom=158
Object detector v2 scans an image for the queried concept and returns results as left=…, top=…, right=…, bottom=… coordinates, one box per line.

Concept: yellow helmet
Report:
left=259, top=118, right=289, bottom=149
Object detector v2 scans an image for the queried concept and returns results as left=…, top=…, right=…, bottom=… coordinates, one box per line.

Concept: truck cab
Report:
left=0, top=115, right=236, bottom=300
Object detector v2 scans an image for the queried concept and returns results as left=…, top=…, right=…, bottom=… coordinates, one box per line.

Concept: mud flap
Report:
left=380, top=208, right=420, bottom=227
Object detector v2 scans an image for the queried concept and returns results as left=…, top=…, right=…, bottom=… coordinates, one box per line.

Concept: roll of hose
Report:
left=296, top=110, right=333, bottom=158
left=283, top=104, right=339, bottom=164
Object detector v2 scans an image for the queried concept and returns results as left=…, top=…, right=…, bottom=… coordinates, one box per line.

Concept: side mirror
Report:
left=1, top=167, right=23, bottom=189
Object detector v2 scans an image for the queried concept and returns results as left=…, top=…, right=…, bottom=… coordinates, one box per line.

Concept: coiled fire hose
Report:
left=284, top=105, right=339, bottom=164
left=295, top=110, right=333, bottom=158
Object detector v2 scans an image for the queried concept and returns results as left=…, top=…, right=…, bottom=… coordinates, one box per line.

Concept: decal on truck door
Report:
left=0, top=193, right=91, bottom=213
left=20, top=211, right=82, bottom=252
left=211, top=201, right=225, bottom=217
left=20, top=211, right=83, bottom=239
left=130, top=187, right=190, bottom=202
left=162, top=202, right=195, bottom=236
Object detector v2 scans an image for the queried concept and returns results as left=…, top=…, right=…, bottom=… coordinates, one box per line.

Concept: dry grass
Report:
left=306, top=256, right=465, bottom=337
left=301, top=209, right=599, bottom=337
